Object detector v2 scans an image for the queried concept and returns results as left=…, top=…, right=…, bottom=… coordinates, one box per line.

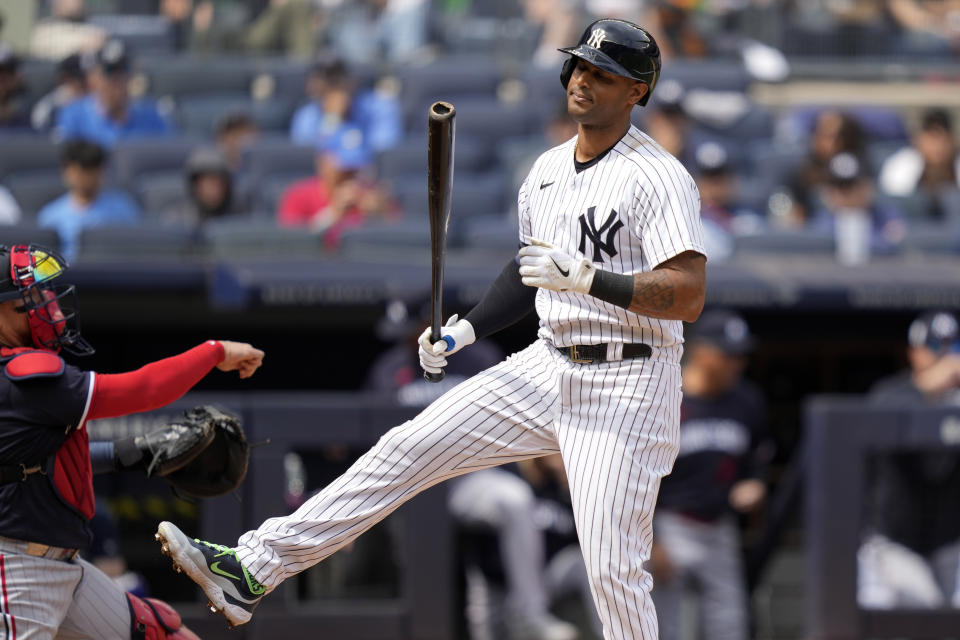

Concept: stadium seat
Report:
left=135, top=173, right=188, bottom=215
left=111, top=138, right=196, bottom=188
left=460, top=215, right=517, bottom=250
left=16, top=60, right=58, bottom=110
left=338, top=219, right=433, bottom=252
left=376, top=135, right=491, bottom=180
left=242, top=140, right=317, bottom=183
left=0, top=137, right=61, bottom=183
left=659, top=60, right=752, bottom=92
left=1, top=224, right=60, bottom=250
left=175, top=96, right=293, bottom=136
left=733, top=231, right=835, bottom=255
left=202, top=219, right=324, bottom=257
left=399, top=56, right=503, bottom=124
left=878, top=192, right=938, bottom=223
left=6, top=175, right=66, bottom=219
left=392, top=172, right=507, bottom=219
left=900, top=225, right=960, bottom=255
left=406, top=98, right=538, bottom=144
left=87, top=14, right=175, bottom=55
left=77, top=225, right=198, bottom=261
left=141, top=57, right=255, bottom=99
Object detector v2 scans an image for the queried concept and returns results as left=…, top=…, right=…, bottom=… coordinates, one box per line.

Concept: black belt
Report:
left=0, top=463, right=44, bottom=487
left=555, top=343, right=652, bottom=364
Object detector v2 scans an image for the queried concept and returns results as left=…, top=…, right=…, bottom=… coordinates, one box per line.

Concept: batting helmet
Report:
left=559, top=19, right=661, bottom=107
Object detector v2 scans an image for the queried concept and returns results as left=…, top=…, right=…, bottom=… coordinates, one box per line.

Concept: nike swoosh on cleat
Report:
left=539, top=181, right=555, bottom=190
left=550, top=257, right=570, bottom=277
left=210, top=561, right=241, bottom=581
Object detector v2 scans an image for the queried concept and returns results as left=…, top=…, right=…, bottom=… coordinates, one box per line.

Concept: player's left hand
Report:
left=518, top=238, right=596, bottom=294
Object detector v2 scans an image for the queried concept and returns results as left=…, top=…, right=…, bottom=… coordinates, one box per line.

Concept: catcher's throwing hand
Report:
left=215, top=341, right=264, bottom=379
left=417, top=315, right=476, bottom=375
left=518, top=238, right=596, bottom=294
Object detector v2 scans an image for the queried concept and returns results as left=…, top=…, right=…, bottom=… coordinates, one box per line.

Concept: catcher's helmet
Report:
left=0, top=244, right=93, bottom=356
left=559, top=19, right=661, bottom=107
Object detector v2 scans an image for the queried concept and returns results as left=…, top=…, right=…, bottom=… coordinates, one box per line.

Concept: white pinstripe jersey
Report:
left=518, top=124, right=706, bottom=358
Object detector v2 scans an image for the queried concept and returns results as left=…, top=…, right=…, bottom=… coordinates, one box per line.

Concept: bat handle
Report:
left=424, top=370, right=445, bottom=383
left=423, top=330, right=450, bottom=383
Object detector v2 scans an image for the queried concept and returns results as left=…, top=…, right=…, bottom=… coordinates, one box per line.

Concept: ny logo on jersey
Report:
left=586, top=28, right=607, bottom=49
left=578, top=206, right=623, bottom=263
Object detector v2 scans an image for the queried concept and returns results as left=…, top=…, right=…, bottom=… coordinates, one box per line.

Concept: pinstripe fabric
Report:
left=519, top=126, right=705, bottom=357
left=235, top=125, right=699, bottom=639
left=56, top=558, right=130, bottom=640
left=0, top=548, right=130, bottom=640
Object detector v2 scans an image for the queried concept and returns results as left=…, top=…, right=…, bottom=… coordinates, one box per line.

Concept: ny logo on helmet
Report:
left=578, top=206, right=623, bottom=263
left=586, top=29, right=607, bottom=49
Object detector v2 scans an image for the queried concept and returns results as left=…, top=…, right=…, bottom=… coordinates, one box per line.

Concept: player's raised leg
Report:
left=158, top=340, right=565, bottom=627
left=556, top=356, right=682, bottom=640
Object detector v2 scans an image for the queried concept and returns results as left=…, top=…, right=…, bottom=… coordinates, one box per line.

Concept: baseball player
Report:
left=157, top=18, right=705, bottom=640
left=0, top=243, right=264, bottom=639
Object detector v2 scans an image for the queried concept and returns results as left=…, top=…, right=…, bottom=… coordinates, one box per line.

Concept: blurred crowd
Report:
left=0, top=0, right=956, bottom=262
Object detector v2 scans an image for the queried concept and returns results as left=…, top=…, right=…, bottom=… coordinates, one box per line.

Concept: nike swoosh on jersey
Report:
left=539, top=181, right=555, bottom=190
left=550, top=257, right=570, bottom=277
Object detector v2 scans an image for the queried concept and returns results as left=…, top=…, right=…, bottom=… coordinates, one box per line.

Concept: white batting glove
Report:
left=417, top=314, right=476, bottom=375
left=517, top=238, right=596, bottom=294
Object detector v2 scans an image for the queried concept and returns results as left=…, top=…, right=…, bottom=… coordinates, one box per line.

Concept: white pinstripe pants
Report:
left=237, top=339, right=682, bottom=640
left=0, top=551, right=129, bottom=640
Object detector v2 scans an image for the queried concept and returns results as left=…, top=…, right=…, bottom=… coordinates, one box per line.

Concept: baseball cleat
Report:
left=156, top=521, right=265, bottom=628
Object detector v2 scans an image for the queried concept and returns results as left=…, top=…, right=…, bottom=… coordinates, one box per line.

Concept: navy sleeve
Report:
left=7, top=365, right=93, bottom=432
left=464, top=256, right=537, bottom=340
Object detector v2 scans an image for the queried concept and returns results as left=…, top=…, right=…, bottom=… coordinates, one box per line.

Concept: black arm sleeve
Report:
left=464, top=256, right=537, bottom=340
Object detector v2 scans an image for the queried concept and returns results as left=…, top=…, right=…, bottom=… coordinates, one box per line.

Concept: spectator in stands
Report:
left=888, top=0, right=960, bottom=56
left=244, top=0, right=319, bottom=58
left=810, top=153, right=907, bottom=257
left=365, top=298, right=589, bottom=640
left=651, top=309, right=772, bottom=640
left=278, top=127, right=396, bottom=249
left=779, top=110, right=867, bottom=227
left=879, top=108, right=960, bottom=205
left=166, top=147, right=244, bottom=227
left=29, top=0, right=106, bottom=60
left=645, top=1, right=709, bottom=58
left=37, top=140, right=140, bottom=262
left=216, top=111, right=259, bottom=173
left=31, top=54, right=88, bottom=132
left=0, top=185, right=22, bottom=225
left=523, top=0, right=583, bottom=68
left=55, top=39, right=172, bottom=149
left=642, top=79, right=695, bottom=169
left=289, top=55, right=402, bottom=154
left=861, top=310, right=960, bottom=609
left=162, top=0, right=251, bottom=53
left=0, top=44, right=30, bottom=130
left=325, top=0, right=429, bottom=67
left=693, top=141, right=764, bottom=261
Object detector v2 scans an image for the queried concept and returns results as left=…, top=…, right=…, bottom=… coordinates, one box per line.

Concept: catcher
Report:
left=0, top=243, right=263, bottom=639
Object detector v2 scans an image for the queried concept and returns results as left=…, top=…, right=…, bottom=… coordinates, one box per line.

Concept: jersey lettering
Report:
left=578, top=206, right=624, bottom=262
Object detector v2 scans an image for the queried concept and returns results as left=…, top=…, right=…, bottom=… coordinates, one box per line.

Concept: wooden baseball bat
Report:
left=425, top=101, right=455, bottom=383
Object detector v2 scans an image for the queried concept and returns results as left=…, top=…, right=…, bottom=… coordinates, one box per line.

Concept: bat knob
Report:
left=424, top=370, right=445, bottom=383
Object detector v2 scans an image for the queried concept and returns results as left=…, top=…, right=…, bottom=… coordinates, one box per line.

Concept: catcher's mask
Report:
left=0, top=244, right=94, bottom=356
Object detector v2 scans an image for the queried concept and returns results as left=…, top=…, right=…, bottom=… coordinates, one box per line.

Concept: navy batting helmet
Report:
left=559, top=19, right=661, bottom=107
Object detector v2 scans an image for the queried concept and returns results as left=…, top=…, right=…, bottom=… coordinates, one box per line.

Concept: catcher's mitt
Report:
left=146, top=405, right=250, bottom=499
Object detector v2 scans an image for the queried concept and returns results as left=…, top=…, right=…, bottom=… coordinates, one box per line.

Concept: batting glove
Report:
left=517, top=238, right=596, bottom=294
left=417, top=314, right=476, bottom=375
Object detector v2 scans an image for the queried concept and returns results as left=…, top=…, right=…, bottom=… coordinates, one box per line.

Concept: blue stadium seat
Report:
left=6, top=175, right=66, bottom=219
left=733, top=231, right=835, bottom=255
left=135, top=173, right=188, bottom=215
left=392, top=172, right=507, bottom=219
left=87, top=14, right=175, bottom=55
left=901, top=225, right=960, bottom=255
left=0, top=137, right=61, bottom=183
left=202, top=219, right=324, bottom=257
left=338, top=219, right=432, bottom=252
left=141, top=57, right=255, bottom=99
left=746, top=141, right=806, bottom=188
left=175, top=96, right=293, bottom=136
left=659, top=61, right=752, bottom=92
left=77, top=225, right=197, bottom=261
left=111, top=138, right=196, bottom=188
left=406, top=98, right=538, bottom=143
left=399, top=56, right=503, bottom=125
left=376, top=135, right=491, bottom=180
left=460, top=215, right=517, bottom=250
left=1, top=224, right=60, bottom=250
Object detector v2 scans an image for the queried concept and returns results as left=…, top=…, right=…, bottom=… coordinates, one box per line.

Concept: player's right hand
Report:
left=417, top=315, right=476, bottom=375
left=215, top=340, right=265, bottom=379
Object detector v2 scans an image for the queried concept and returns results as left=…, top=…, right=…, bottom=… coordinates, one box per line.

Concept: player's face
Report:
left=0, top=300, right=32, bottom=348
left=566, top=59, right=647, bottom=126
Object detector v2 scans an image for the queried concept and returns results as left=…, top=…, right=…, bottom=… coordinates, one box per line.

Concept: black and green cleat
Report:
left=156, top=521, right=265, bottom=628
